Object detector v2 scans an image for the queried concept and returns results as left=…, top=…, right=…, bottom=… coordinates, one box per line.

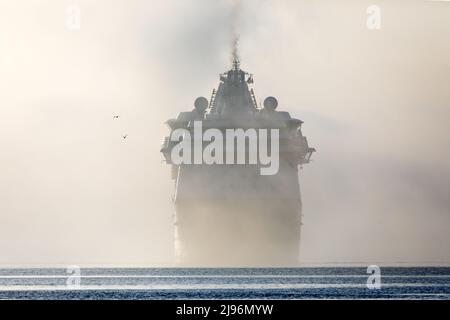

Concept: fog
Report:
left=0, top=0, right=449, bottom=266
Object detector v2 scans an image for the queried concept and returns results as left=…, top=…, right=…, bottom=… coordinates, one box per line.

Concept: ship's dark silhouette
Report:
left=161, top=60, right=315, bottom=266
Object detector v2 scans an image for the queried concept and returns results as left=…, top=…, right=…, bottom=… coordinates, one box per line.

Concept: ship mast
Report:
left=232, top=55, right=240, bottom=71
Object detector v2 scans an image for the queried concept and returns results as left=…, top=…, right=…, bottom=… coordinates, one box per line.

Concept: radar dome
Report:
left=194, top=97, right=209, bottom=112
left=263, top=97, right=278, bottom=110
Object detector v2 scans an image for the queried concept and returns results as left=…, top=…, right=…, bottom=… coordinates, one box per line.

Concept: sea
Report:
left=0, top=267, right=449, bottom=300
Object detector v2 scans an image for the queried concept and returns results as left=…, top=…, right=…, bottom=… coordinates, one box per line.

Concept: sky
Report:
left=0, top=0, right=449, bottom=266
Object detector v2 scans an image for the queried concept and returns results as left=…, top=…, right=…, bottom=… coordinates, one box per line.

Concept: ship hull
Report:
left=173, top=164, right=302, bottom=267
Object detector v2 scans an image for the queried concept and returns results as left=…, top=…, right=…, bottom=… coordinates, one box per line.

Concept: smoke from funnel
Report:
left=230, top=0, right=242, bottom=69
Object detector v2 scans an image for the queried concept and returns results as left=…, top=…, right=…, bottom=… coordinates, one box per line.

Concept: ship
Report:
left=161, top=59, right=315, bottom=266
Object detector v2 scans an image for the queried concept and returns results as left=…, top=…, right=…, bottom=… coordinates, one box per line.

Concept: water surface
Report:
left=0, top=267, right=449, bottom=300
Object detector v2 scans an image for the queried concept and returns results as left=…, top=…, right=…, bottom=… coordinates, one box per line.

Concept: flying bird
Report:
left=113, top=115, right=120, bottom=119
left=122, top=135, right=128, bottom=140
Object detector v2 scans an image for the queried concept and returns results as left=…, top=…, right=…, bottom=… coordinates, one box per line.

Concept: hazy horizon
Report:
left=0, top=0, right=449, bottom=266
